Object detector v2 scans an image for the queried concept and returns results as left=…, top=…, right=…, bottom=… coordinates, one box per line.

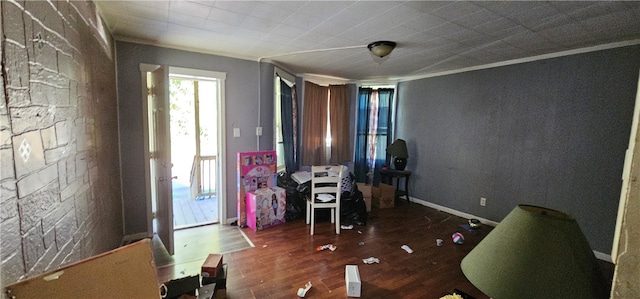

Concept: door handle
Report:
left=158, top=176, right=178, bottom=182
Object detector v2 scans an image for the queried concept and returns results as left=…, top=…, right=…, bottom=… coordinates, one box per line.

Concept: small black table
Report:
left=379, top=169, right=411, bottom=203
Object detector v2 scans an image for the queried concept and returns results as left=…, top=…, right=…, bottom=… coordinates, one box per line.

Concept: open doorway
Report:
left=169, top=76, right=220, bottom=229
left=143, top=64, right=228, bottom=255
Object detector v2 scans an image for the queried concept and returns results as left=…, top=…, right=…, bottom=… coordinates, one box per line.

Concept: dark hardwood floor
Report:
left=157, top=201, right=494, bottom=298
left=154, top=200, right=616, bottom=298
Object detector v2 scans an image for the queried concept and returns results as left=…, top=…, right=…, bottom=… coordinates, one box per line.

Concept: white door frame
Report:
left=168, top=66, right=228, bottom=225
left=140, top=65, right=228, bottom=239
left=140, top=63, right=157, bottom=239
left=611, top=69, right=640, bottom=263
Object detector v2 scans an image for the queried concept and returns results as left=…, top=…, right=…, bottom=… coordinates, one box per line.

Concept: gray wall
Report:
left=396, top=45, right=640, bottom=253
left=116, top=42, right=273, bottom=235
left=1, top=0, right=122, bottom=288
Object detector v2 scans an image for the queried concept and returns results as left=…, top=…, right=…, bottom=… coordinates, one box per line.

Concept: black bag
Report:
left=278, top=172, right=307, bottom=221
left=341, top=189, right=367, bottom=226
left=339, top=174, right=367, bottom=226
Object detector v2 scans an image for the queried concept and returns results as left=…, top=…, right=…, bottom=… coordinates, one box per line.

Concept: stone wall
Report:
left=1, top=0, right=122, bottom=289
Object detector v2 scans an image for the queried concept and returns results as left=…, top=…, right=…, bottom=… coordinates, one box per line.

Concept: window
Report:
left=354, top=87, right=395, bottom=184
left=301, top=82, right=351, bottom=166
left=274, top=69, right=296, bottom=173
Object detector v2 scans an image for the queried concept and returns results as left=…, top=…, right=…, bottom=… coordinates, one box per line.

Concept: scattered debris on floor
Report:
left=341, top=224, right=354, bottom=229
left=345, top=265, right=361, bottom=297
left=316, top=244, right=337, bottom=251
left=469, top=218, right=481, bottom=228
left=436, top=239, right=443, bottom=246
left=362, top=257, right=380, bottom=264
left=401, top=244, right=413, bottom=253
left=440, top=293, right=464, bottom=299
left=460, top=219, right=482, bottom=232
left=358, top=241, right=365, bottom=246
left=452, top=232, right=465, bottom=244
left=297, top=281, right=312, bottom=297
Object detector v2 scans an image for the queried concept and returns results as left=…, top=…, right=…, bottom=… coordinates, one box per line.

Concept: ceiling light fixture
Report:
left=367, top=41, right=396, bottom=58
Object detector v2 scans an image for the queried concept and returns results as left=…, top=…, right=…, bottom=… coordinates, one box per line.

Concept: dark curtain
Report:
left=354, top=88, right=372, bottom=182
left=373, top=88, right=394, bottom=185
left=280, top=80, right=298, bottom=173
left=291, top=85, right=298, bottom=169
left=354, top=88, right=395, bottom=184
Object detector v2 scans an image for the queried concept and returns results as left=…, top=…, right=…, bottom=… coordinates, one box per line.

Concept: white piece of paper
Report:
left=291, top=171, right=312, bottom=184
left=316, top=193, right=335, bottom=202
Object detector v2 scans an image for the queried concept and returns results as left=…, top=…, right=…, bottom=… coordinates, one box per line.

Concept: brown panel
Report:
left=5, top=239, right=160, bottom=298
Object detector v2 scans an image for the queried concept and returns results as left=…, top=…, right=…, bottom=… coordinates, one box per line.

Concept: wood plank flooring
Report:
left=157, top=201, right=492, bottom=298
left=155, top=200, right=615, bottom=299
left=155, top=224, right=254, bottom=284
left=229, top=201, right=493, bottom=299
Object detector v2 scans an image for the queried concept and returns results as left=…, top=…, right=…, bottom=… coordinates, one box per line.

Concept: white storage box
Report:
left=345, top=265, right=361, bottom=297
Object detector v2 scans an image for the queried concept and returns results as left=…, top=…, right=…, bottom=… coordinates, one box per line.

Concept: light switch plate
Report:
left=233, top=128, right=240, bottom=137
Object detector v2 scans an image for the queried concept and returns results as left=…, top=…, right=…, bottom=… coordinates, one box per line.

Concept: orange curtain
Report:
left=329, top=85, right=351, bottom=163
left=302, top=81, right=328, bottom=165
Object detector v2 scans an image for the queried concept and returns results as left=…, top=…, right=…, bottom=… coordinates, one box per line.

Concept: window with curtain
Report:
left=301, top=82, right=351, bottom=166
left=354, top=87, right=395, bottom=184
left=275, top=73, right=297, bottom=173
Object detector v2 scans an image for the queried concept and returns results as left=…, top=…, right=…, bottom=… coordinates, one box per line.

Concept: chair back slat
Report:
left=311, top=165, right=346, bottom=202
left=307, top=165, right=347, bottom=235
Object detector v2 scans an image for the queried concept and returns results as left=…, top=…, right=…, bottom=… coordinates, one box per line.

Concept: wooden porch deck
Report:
left=173, top=197, right=218, bottom=229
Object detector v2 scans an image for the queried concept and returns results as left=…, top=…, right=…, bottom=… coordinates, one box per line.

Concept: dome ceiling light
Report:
left=367, top=41, right=397, bottom=58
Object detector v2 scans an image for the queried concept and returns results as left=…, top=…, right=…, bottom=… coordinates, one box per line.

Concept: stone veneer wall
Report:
left=1, top=0, right=122, bottom=289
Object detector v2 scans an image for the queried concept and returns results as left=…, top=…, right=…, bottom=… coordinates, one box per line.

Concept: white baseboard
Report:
left=121, top=232, right=151, bottom=245
left=410, top=197, right=613, bottom=262
left=410, top=197, right=499, bottom=227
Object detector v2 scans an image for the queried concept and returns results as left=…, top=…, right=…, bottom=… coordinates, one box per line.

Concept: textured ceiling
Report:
left=96, top=1, right=640, bottom=83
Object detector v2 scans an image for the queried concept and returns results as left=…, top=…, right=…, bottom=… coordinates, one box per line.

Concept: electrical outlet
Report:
left=480, top=197, right=487, bottom=206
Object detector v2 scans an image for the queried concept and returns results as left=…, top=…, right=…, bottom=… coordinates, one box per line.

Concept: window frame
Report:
left=274, top=68, right=295, bottom=173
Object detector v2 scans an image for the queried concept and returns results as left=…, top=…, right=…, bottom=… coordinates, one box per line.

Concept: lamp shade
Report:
left=386, top=139, right=408, bottom=158
left=460, top=205, right=608, bottom=299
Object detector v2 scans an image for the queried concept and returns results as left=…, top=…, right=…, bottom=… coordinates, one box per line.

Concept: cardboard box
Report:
left=246, top=186, right=286, bottom=231
left=356, top=183, right=372, bottom=212
left=345, top=265, right=361, bottom=297
left=4, top=239, right=160, bottom=298
left=356, top=183, right=371, bottom=197
left=201, top=253, right=223, bottom=278
left=372, top=183, right=395, bottom=209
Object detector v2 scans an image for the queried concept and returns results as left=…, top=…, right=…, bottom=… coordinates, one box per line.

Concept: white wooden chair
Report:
left=306, top=165, right=347, bottom=235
